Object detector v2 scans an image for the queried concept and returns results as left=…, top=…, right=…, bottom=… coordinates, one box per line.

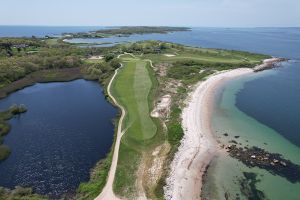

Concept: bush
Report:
left=110, top=58, right=121, bottom=69
left=104, top=53, right=115, bottom=62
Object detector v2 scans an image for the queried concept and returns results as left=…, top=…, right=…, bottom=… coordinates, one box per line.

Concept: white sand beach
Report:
left=164, top=68, right=253, bottom=200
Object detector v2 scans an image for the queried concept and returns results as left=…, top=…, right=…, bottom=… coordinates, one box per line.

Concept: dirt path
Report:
left=95, top=54, right=148, bottom=200
left=94, top=63, right=125, bottom=200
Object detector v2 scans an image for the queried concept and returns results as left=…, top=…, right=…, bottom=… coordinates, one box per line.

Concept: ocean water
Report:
left=201, top=30, right=300, bottom=199
left=205, top=69, right=300, bottom=199
left=0, top=80, right=117, bottom=198
left=66, top=27, right=300, bottom=59
left=0, top=26, right=107, bottom=37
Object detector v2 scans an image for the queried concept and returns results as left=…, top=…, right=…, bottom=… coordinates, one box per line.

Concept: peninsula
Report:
left=0, top=33, right=284, bottom=200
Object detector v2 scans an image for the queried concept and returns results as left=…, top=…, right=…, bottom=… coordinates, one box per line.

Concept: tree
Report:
left=104, top=53, right=115, bottom=62
left=110, top=58, right=121, bottom=69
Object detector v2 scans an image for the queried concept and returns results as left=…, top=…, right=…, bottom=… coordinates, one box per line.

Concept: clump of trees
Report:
left=84, top=58, right=121, bottom=83
left=119, top=41, right=170, bottom=54
left=0, top=38, right=87, bottom=88
left=68, top=26, right=190, bottom=38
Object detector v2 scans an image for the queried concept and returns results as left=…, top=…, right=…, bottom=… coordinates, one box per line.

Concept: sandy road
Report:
left=95, top=63, right=125, bottom=200
left=95, top=53, right=148, bottom=200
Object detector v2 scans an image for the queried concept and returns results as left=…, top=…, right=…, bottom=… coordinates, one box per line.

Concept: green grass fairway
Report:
left=112, top=60, right=157, bottom=141
left=112, top=58, right=158, bottom=197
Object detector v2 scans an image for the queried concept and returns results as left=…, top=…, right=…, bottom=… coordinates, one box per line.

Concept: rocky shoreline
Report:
left=225, top=145, right=300, bottom=183
left=253, top=57, right=288, bottom=72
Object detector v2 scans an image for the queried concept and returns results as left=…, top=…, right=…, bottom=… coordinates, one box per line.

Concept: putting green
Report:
left=112, top=60, right=157, bottom=141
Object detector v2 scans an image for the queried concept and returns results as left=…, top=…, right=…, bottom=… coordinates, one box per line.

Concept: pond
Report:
left=0, top=79, right=117, bottom=198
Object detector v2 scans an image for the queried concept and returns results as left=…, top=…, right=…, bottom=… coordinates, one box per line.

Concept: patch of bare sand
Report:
left=89, top=55, right=104, bottom=60
left=164, top=54, right=176, bottom=57
left=151, top=95, right=171, bottom=118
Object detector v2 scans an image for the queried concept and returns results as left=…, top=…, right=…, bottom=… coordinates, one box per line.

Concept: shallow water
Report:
left=0, top=80, right=117, bottom=198
left=205, top=70, right=300, bottom=199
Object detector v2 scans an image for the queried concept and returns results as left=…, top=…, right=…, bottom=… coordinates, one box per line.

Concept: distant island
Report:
left=62, top=26, right=190, bottom=38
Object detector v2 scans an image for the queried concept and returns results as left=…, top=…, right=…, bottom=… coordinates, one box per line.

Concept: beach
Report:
left=164, top=68, right=254, bottom=200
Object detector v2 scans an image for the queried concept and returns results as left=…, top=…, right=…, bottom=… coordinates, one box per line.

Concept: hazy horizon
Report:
left=1, top=0, right=299, bottom=27
left=0, top=25, right=299, bottom=28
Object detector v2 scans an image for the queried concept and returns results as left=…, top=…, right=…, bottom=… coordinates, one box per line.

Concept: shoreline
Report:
left=0, top=67, right=84, bottom=99
left=164, top=68, right=254, bottom=200
left=254, top=57, right=287, bottom=72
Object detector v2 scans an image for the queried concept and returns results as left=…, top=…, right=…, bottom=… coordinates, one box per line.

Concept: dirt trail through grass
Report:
left=96, top=55, right=157, bottom=199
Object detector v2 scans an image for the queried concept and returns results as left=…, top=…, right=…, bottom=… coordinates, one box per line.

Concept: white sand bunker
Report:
left=151, top=94, right=171, bottom=118
left=89, top=55, right=104, bottom=60
left=164, top=54, right=176, bottom=57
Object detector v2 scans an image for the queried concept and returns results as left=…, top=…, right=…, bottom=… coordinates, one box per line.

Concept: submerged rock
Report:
left=227, top=146, right=300, bottom=183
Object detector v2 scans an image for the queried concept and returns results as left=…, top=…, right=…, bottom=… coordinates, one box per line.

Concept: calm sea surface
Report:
left=0, top=26, right=107, bottom=37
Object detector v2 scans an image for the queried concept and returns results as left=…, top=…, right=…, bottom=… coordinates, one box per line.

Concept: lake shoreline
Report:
left=0, top=67, right=88, bottom=99
left=0, top=77, right=118, bottom=199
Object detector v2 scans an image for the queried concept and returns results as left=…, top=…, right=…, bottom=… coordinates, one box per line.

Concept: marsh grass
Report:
left=0, top=104, right=27, bottom=161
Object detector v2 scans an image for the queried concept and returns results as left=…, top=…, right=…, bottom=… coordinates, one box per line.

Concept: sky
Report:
left=0, top=0, right=299, bottom=27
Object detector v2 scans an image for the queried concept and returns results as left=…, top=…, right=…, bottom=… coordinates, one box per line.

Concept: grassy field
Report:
left=112, top=60, right=156, bottom=141
left=111, top=57, right=159, bottom=197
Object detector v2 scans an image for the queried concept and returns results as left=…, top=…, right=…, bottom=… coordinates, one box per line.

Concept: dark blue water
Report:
left=0, top=80, right=117, bottom=198
left=236, top=61, right=300, bottom=147
left=0, top=26, right=107, bottom=37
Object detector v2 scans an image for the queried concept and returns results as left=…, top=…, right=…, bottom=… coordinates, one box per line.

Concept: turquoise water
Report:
left=203, top=68, right=300, bottom=200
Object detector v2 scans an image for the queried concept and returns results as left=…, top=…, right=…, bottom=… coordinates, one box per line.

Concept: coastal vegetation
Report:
left=0, top=37, right=122, bottom=98
left=75, top=149, right=113, bottom=200
left=0, top=186, right=46, bottom=200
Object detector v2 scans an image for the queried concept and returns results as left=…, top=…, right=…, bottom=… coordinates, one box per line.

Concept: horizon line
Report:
left=0, top=25, right=299, bottom=29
